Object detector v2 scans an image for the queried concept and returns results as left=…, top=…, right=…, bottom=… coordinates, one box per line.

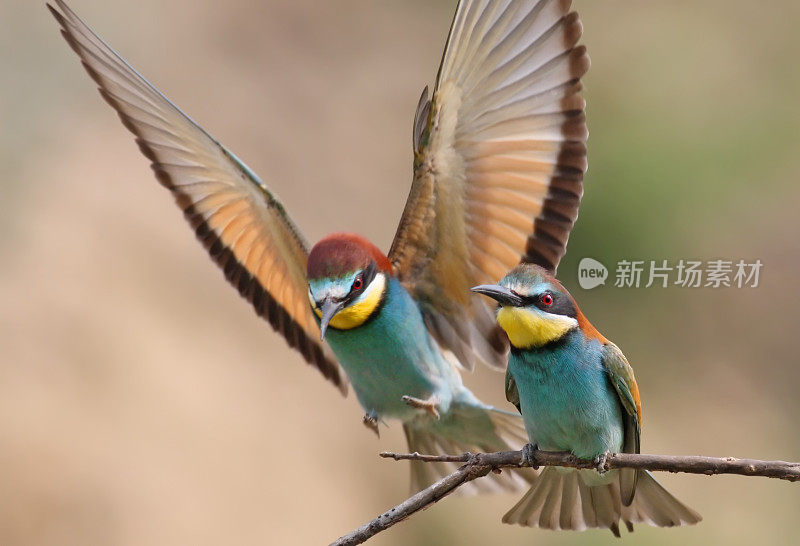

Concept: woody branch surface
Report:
left=330, top=448, right=800, bottom=546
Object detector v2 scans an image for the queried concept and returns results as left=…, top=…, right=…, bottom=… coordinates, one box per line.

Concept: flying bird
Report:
left=49, top=0, right=589, bottom=492
left=473, top=266, right=702, bottom=534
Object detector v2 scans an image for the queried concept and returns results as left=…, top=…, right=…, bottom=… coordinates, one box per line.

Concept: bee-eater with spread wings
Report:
left=49, top=0, right=589, bottom=492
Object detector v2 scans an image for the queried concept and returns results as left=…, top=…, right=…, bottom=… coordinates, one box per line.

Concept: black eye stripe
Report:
left=519, top=290, right=550, bottom=307
left=524, top=290, right=577, bottom=318
left=345, top=261, right=378, bottom=302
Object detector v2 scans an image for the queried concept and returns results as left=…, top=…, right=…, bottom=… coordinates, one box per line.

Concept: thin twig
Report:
left=330, top=448, right=800, bottom=546
left=330, top=452, right=496, bottom=546
left=381, top=449, right=800, bottom=480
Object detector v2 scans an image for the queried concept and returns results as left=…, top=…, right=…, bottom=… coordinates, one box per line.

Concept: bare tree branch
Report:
left=381, top=449, right=800, bottom=480
left=330, top=448, right=800, bottom=546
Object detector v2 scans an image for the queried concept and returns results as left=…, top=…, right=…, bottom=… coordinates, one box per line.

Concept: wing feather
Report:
left=391, top=0, right=589, bottom=370
left=602, top=342, right=642, bottom=506
left=49, top=1, right=346, bottom=394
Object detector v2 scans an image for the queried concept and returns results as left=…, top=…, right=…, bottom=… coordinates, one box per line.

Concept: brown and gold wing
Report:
left=390, top=0, right=589, bottom=370
left=49, top=0, right=346, bottom=394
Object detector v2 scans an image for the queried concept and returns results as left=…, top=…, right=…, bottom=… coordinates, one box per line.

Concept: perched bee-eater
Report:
left=50, top=0, right=589, bottom=492
left=473, top=265, right=702, bottom=535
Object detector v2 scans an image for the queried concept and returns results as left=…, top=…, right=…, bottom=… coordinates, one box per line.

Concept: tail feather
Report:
left=574, top=475, right=597, bottom=529
left=537, top=474, right=562, bottom=529
left=589, top=480, right=620, bottom=534
left=503, top=467, right=701, bottom=535
left=402, top=404, right=534, bottom=494
left=558, top=470, right=582, bottom=530
left=623, top=470, right=702, bottom=528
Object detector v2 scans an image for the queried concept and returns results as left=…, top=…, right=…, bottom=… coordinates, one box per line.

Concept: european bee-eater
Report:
left=50, top=0, right=589, bottom=492
left=473, top=264, right=702, bottom=535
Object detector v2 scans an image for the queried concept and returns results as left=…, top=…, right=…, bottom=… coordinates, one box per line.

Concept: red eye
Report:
left=352, top=277, right=363, bottom=291
left=541, top=293, right=554, bottom=306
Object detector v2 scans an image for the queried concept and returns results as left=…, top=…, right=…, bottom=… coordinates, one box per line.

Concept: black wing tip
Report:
left=182, top=202, right=348, bottom=396
left=47, top=3, right=72, bottom=41
left=45, top=3, right=60, bottom=19
left=521, top=241, right=563, bottom=274
left=561, top=11, right=583, bottom=50
left=570, top=45, right=591, bottom=78
left=47, top=0, right=81, bottom=30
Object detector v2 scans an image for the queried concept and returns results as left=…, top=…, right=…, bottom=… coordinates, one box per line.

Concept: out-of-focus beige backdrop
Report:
left=2, top=1, right=799, bottom=544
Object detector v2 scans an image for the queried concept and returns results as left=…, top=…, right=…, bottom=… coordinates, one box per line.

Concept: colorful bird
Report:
left=473, top=264, right=702, bottom=534
left=49, top=0, right=589, bottom=492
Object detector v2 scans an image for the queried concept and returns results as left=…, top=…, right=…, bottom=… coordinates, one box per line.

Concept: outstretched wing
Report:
left=602, top=342, right=642, bottom=505
left=49, top=0, right=346, bottom=394
left=390, top=0, right=589, bottom=370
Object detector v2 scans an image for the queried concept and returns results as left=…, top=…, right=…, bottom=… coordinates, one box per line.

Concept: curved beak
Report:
left=318, top=297, right=345, bottom=341
left=471, top=284, right=524, bottom=307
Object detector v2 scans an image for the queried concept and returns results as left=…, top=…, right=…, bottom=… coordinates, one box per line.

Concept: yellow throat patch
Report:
left=313, top=274, right=386, bottom=330
left=497, top=306, right=577, bottom=349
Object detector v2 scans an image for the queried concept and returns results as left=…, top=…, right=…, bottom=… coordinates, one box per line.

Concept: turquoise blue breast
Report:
left=508, top=331, right=623, bottom=459
left=323, top=277, right=455, bottom=420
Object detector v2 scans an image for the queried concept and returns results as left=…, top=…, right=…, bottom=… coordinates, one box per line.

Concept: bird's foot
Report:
left=593, top=451, right=611, bottom=474
left=521, top=443, right=539, bottom=470
left=362, top=412, right=380, bottom=438
left=401, top=395, right=440, bottom=419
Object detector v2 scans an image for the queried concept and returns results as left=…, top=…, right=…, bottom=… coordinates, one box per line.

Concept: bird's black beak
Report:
left=471, top=284, right=524, bottom=307
left=318, top=297, right=345, bottom=341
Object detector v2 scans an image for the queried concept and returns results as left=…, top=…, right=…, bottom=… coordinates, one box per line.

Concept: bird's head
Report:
left=307, top=233, right=393, bottom=340
left=472, top=263, right=602, bottom=350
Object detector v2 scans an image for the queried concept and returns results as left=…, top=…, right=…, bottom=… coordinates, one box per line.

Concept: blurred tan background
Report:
left=2, top=0, right=799, bottom=544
